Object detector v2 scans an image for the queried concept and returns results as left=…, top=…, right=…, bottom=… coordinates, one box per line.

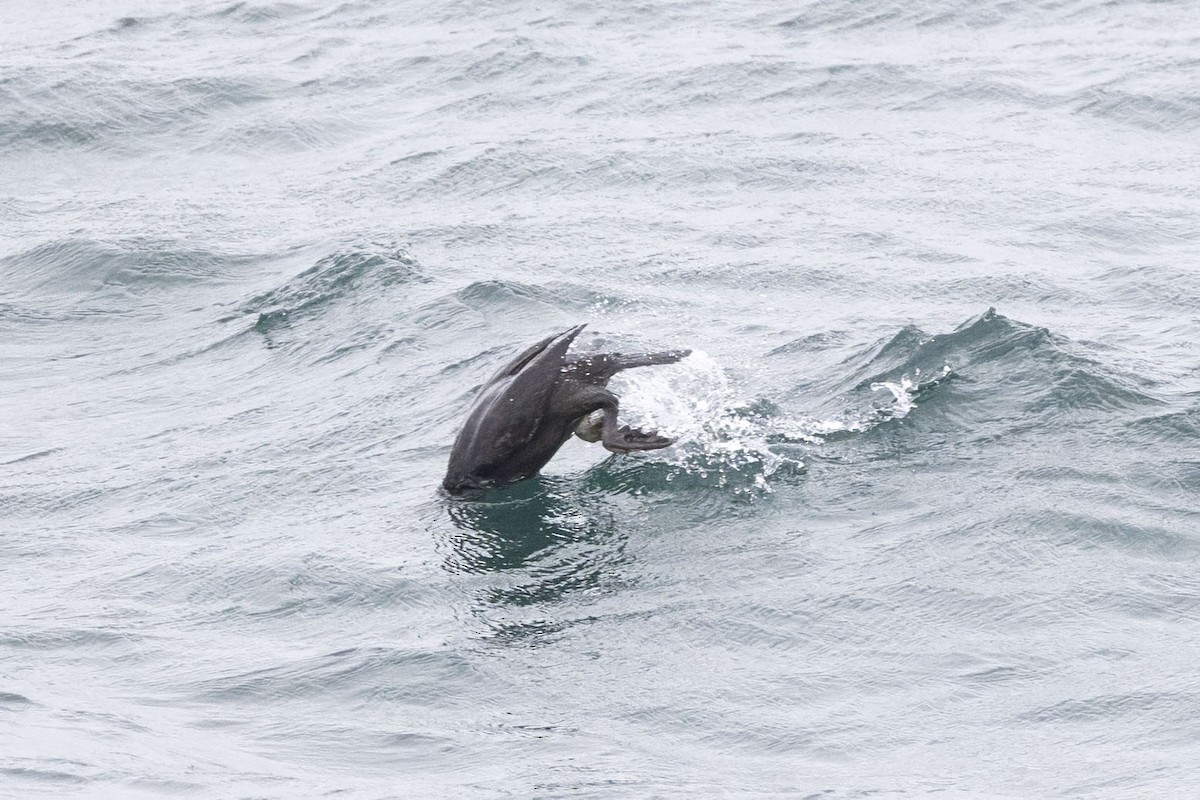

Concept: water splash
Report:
left=603, top=351, right=792, bottom=493
left=604, top=353, right=954, bottom=492
left=869, top=365, right=953, bottom=420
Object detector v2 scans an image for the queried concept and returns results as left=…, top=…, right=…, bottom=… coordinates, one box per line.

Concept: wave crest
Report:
left=243, top=245, right=424, bottom=333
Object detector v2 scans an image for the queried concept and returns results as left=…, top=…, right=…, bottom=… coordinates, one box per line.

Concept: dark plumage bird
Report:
left=443, top=324, right=690, bottom=492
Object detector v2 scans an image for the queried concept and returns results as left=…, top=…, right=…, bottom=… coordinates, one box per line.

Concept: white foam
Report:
left=609, top=354, right=953, bottom=491
left=609, top=351, right=799, bottom=492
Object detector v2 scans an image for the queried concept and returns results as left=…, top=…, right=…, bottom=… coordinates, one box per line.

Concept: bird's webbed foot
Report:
left=602, top=423, right=673, bottom=454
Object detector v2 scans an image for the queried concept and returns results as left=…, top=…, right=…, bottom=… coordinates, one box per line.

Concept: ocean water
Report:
left=3, top=0, right=1200, bottom=796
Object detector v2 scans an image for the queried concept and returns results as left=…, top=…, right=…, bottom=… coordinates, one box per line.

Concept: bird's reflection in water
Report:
left=443, top=476, right=632, bottom=639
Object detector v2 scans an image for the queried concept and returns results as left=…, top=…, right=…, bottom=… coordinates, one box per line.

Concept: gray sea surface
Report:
left=4, top=0, right=1200, bottom=797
